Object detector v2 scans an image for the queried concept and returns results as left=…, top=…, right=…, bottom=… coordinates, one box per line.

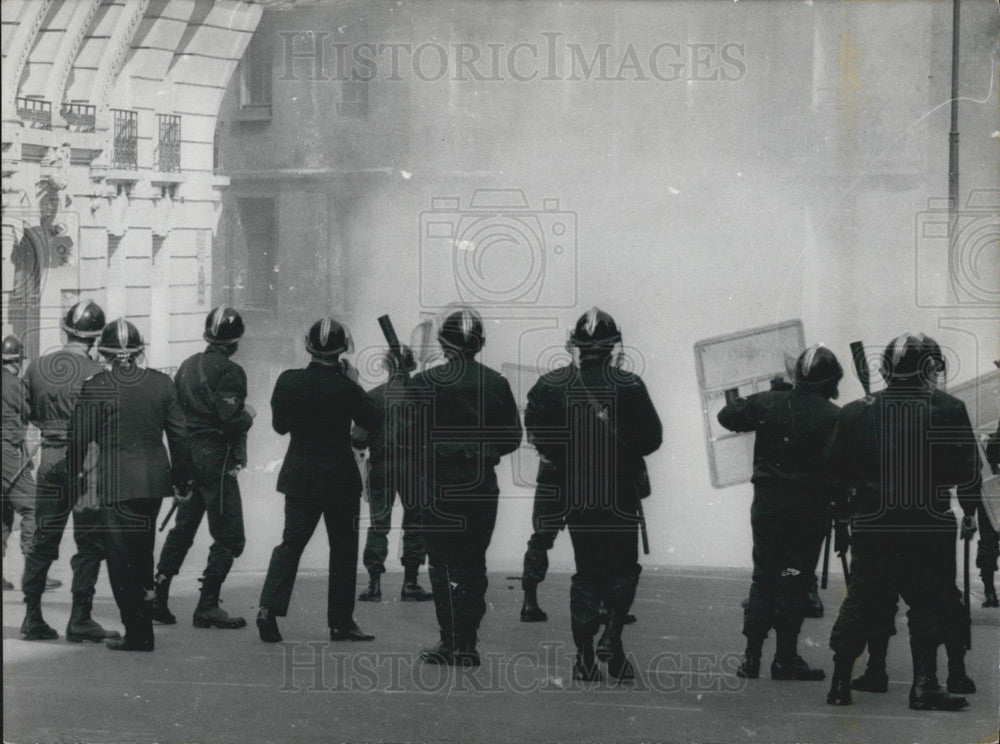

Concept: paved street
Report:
left=4, top=563, right=998, bottom=744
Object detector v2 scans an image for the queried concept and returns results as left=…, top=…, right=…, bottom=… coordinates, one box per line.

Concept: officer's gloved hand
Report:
left=244, top=403, right=257, bottom=419
left=834, top=518, right=850, bottom=555
left=961, top=514, right=977, bottom=541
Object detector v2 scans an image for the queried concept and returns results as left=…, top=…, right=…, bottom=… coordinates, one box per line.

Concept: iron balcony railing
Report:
left=61, top=102, right=96, bottom=132
left=157, top=114, right=181, bottom=172
left=111, top=109, right=138, bottom=169
left=17, top=97, right=52, bottom=129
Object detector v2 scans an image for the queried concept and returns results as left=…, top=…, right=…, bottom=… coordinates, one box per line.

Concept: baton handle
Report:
left=159, top=501, right=178, bottom=532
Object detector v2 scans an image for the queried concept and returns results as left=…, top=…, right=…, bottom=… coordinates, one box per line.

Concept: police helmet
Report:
left=569, top=307, right=621, bottom=350
left=437, top=305, right=484, bottom=355
left=880, top=333, right=942, bottom=385
left=97, top=317, right=144, bottom=358
left=793, top=344, right=843, bottom=391
left=2, top=335, right=24, bottom=363
left=306, top=318, right=353, bottom=358
left=204, top=306, right=245, bottom=344
left=62, top=300, right=105, bottom=339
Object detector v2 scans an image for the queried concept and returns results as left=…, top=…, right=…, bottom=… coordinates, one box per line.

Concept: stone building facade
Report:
left=1, top=0, right=263, bottom=368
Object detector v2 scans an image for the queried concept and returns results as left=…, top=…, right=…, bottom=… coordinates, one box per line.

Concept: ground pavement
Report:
left=3, top=562, right=998, bottom=744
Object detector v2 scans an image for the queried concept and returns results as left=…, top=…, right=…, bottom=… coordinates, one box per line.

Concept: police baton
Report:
left=159, top=501, right=178, bottom=532
left=637, top=501, right=650, bottom=556
left=820, top=507, right=833, bottom=589
left=963, top=534, right=971, bottom=650
left=3, top=442, right=41, bottom=495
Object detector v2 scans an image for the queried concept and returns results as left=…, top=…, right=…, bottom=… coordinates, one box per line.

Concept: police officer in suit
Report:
left=718, top=344, right=843, bottom=682
left=154, top=307, right=254, bottom=629
left=826, top=333, right=981, bottom=710
left=3, top=335, right=35, bottom=591
left=257, top=319, right=380, bottom=643
left=401, top=305, right=523, bottom=667
left=70, top=318, right=193, bottom=651
left=354, top=345, right=433, bottom=603
left=20, top=300, right=119, bottom=643
left=526, top=309, right=661, bottom=681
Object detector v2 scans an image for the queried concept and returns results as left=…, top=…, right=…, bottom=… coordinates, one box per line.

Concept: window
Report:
left=157, top=114, right=181, bottom=172
left=111, top=109, right=138, bottom=169
left=237, top=198, right=277, bottom=310
left=238, top=33, right=272, bottom=119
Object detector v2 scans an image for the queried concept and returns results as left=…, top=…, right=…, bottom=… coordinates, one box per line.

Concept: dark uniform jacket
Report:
left=826, top=386, right=982, bottom=531
left=25, top=348, right=103, bottom=444
left=2, top=367, right=32, bottom=489
left=69, top=365, right=192, bottom=503
left=271, top=362, right=380, bottom=497
left=718, top=387, right=840, bottom=517
left=350, top=374, right=408, bottom=464
left=526, top=362, right=662, bottom=520
left=174, top=348, right=253, bottom=445
left=402, top=357, right=522, bottom=500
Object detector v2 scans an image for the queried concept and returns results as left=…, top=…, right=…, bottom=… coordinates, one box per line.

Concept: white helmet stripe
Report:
left=72, top=301, right=89, bottom=324
left=890, top=333, right=912, bottom=367
left=320, top=318, right=332, bottom=346
left=210, top=307, right=226, bottom=336
left=117, top=317, right=128, bottom=349
left=585, top=307, right=600, bottom=337
left=801, top=344, right=821, bottom=376
left=461, top=310, right=473, bottom=341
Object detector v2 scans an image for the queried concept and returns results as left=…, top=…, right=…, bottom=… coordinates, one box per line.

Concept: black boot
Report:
left=358, top=572, right=381, bottom=602
left=851, top=635, right=889, bottom=693
left=521, top=581, right=547, bottom=622
left=66, top=593, right=122, bottom=642
left=3, top=578, right=14, bottom=591
left=598, top=611, right=634, bottom=681
left=420, top=635, right=454, bottom=665
left=20, top=594, right=58, bottom=641
left=982, top=571, right=998, bottom=608
left=193, top=576, right=246, bottom=629
left=573, top=643, right=603, bottom=682
left=803, top=574, right=824, bottom=618
left=330, top=620, right=375, bottom=642
left=401, top=567, right=433, bottom=602
left=908, top=641, right=968, bottom=711
left=826, top=653, right=855, bottom=706
left=152, top=573, right=176, bottom=624
left=256, top=606, right=282, bottom=643
left=451, top=635, right=481, bottom=668
left=738, top=635, right=764, bottom=679
left=772, top=619, right=825, bottom=680
left=944, top=631, right=976, bottom=694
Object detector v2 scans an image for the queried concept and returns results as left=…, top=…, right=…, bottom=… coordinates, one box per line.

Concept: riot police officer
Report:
left=718, top=344, right=843, bottom=682
left=70, top=318, right=193, bottom=650
left=154, top=307, right=254, bottom=629
left=402, top=305, right=523, bottom=667
left=846, top=335, right=977, bottom=697
left=3, top=335, right=34, bottom=591
left=257, top=319, right=380, bottom=643
left=20, top=300, right=120, bottom=643
left=355, top=345, right=433, bottom=603
left=826, top=333, right=981, bottom=710
left=528, top=308, right=662, bottom=681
